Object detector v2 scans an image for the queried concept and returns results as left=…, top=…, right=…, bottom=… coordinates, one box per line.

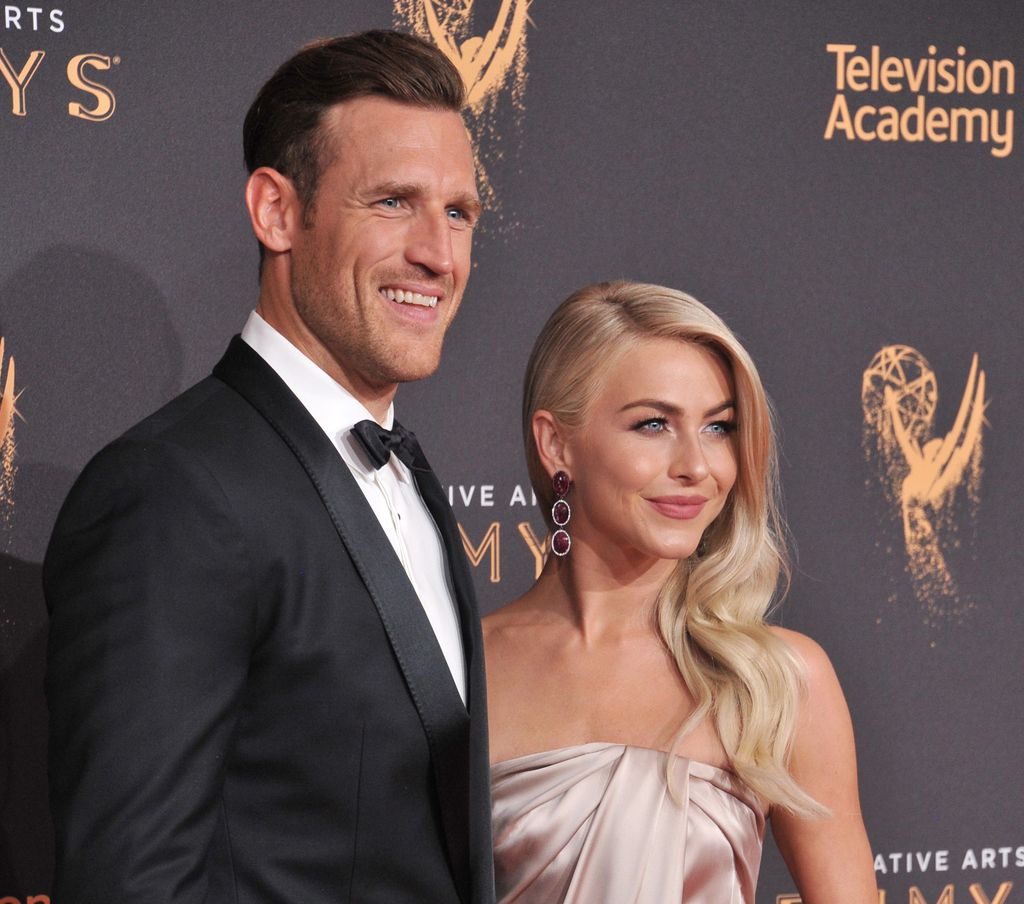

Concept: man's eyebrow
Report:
left=618, top=399, right=735, bottom=416
left=365, top=180, right=421, bottom=199
left=450, top=192, right=483, bottom=218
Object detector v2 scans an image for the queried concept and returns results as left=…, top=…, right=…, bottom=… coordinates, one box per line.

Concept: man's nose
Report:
left=405, top=211, right=455, bottom=276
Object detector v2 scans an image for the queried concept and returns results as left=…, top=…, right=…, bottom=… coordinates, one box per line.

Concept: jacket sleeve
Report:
left=44, top=437, right=259, bottom=903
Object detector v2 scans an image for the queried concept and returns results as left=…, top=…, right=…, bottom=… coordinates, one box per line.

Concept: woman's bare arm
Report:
left=769, top=627, right=878, bottom=904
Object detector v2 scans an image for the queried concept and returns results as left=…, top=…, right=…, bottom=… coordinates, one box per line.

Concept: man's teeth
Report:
left=382, top=288, right=438, bottom=308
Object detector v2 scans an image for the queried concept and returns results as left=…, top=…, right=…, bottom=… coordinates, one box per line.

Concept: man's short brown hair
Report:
left=243, top=30, right=466, bottom=217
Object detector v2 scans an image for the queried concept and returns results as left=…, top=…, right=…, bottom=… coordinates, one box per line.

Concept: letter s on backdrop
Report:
left=67, top=53, right=115, bottom=121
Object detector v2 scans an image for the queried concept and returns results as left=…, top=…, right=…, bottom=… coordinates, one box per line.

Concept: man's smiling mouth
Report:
left=380, top=287, right=439, bottom=308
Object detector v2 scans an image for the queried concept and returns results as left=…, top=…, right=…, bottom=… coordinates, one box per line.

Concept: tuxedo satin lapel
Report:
left=407, top=453, right=478, bottom=668
left=212, top=338, right=474, bottom=902
left=408, top=438, right=495, bottom=902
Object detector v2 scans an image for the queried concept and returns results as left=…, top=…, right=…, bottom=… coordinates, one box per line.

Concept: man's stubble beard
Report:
left=291, top=256, right=451, bottom=390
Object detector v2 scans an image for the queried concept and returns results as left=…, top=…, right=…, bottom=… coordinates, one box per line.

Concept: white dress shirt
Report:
left=241, top=311, right=467, bottom=704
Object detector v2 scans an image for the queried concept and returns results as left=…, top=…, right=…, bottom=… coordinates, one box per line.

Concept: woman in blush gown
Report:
left=483, top=282, right=877, bottom=903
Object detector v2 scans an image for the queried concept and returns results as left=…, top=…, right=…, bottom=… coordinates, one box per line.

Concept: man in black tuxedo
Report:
left=44, top=31, right=493, bottom=904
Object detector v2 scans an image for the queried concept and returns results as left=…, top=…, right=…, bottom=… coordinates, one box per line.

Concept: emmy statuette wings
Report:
left=0, top=339, right=14, bottom=447
left=0, top=337, right=18, bottom=511
left=884, top=353, right=986, bottom=516
left=422, top=0, right=531, bottom=110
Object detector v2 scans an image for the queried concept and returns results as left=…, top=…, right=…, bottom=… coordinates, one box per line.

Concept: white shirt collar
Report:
left=240, top=311, right=408, bottom=481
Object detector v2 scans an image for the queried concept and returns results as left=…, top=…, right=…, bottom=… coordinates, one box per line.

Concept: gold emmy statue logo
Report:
left=393, top=0, right=532, bottom=219
left=0, top=337, right=18, bottom=518
left=862, top=345, right=986, bottom=622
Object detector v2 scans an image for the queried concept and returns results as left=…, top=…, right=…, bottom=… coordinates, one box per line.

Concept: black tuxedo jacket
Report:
left=44, top=338, right=495, bottom=903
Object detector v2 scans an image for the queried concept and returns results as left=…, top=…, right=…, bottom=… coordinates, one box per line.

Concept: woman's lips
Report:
left=647, top=495, right=708, bottom=520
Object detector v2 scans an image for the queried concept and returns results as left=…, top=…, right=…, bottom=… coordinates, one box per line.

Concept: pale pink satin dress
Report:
left=491, top=742, right=765, bottom=903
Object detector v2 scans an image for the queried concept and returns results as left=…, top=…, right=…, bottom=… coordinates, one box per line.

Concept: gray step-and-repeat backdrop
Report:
left=2, top=2, right=1022, bottom=901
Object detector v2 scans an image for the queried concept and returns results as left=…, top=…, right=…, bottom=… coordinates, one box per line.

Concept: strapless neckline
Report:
left=492, top=741, right=761, bottom=816
left=491, top=740, right=765, bottom=902
left=492, top=741, right=735, bottom=782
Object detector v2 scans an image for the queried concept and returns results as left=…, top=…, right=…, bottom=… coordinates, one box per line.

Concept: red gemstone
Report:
left=551, top=529, right=571, bottom=556
left=552, top=471, right=570, bottom=497
left=552, top=499, right=570, bottom=526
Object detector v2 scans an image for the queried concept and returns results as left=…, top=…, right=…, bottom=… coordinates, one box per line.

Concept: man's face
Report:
left=288, top=96, right=480, bottom=397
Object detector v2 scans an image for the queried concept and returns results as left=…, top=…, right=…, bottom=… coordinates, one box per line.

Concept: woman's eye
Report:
left=633, top=417, right=668, bottom=433
left=704, top=420, right=737, bottom=437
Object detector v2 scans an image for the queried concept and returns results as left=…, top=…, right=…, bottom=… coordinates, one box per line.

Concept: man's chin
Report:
left=377, top=353, right=444, bottom=387
left=389, top=363, right=442, bottom=385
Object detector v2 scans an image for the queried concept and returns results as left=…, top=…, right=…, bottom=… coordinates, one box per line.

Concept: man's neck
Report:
left=254, top=299, right=397, bottom=425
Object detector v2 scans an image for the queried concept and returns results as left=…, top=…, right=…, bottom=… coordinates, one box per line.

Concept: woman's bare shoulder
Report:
left=767, top=625, right=853, bottom=760
left=483, top=593, right=547, bottom=649
left=767, top=625, right=839, bottom=689
left=483, top=589, right=572, bottom=679
left=484, top=585, right=561, bottom=629
left=482, top=596, right=528, bottom=634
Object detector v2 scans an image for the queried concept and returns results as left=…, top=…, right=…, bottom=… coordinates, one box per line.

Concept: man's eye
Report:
left=448, top=207, right=477, bottom=227
left=379, top=198, right=401, bottom=209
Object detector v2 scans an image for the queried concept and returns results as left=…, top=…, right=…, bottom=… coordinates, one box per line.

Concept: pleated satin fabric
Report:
left=491, top=742, right=765, bottom=904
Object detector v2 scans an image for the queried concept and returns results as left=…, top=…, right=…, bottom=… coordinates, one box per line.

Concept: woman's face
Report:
left=557, top=337, right=739, bottom=565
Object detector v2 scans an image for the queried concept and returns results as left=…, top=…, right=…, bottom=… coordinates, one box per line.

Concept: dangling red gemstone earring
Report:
left=550, top=470, right=571, bottom=557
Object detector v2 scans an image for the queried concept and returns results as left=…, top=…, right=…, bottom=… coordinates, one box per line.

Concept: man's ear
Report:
left=532, top=410, right=573, bottom=478
left=245, top=167, right=300, bottom=253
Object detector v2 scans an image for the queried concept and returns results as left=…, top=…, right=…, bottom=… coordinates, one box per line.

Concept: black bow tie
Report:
left=351, top=419, right=423, bottom=471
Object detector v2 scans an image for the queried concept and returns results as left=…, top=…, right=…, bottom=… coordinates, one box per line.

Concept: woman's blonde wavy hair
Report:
left=522, top=281, right=825, bottom=817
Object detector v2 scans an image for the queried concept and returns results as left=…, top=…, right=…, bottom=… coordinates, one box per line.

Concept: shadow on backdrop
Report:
left=0, top=244, right=183, bottom=553
left=1, top=247, right=183, bottom=893
left=0, top=550, right=49, bottom=894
